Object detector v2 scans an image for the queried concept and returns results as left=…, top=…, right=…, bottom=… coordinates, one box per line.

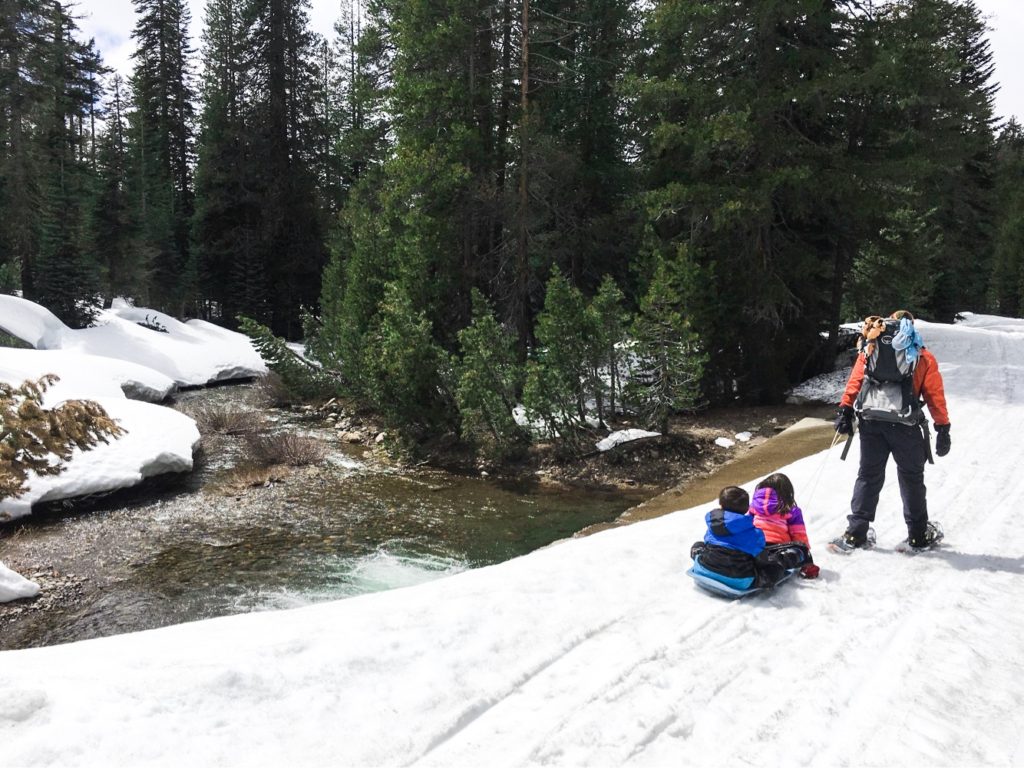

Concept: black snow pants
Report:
left=848, top=419, right=929, bottom=541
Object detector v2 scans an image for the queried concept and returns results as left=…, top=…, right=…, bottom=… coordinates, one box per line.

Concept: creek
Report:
left=0, top=384, right=645, bottom=649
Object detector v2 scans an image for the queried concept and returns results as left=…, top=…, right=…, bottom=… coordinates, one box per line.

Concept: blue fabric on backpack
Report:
left=892, top=317, right=923, bottom=365
left=703, top=509, right=766, bottom=556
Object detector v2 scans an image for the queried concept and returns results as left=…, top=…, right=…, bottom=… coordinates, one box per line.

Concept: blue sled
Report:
left=686, top=565, right=798, bottom=599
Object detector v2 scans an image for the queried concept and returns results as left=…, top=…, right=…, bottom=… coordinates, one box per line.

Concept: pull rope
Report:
left=802, top=429, right=842, bottom=510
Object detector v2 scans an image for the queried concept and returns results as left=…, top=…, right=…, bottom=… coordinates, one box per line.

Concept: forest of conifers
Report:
left=2, top=0, right=1022, bottom=450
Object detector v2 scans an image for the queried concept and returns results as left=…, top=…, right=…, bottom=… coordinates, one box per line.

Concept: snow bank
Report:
left=0, top=562, right=40, bottom=603
left=0, top=347, right=175, bottom=403
left=956, top=311, right=1024, bottom=334
left=0, top=294, right=266, bottom=387
left=0, top=397, right=200, bottom=522
left=0, top=299, right=218, bottom=523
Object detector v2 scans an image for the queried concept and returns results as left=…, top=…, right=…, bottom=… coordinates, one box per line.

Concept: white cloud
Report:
left=75, top=0, right=1024, bottom=121
left=76, top=0, right=341, bottom=81
left=974, top=0, right=1024, bottom=122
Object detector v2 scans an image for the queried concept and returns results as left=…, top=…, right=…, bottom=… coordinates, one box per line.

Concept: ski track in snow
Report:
left=3, top=317, right=1024, bottom=767
left=415, top=323, right=1024, bottom=768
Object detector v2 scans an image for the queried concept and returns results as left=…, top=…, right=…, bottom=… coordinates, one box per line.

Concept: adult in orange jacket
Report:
left=832, top=311, right=950, bottom=550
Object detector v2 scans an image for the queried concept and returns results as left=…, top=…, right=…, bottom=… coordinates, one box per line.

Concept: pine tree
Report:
left=635, top=0, right=853, bottom=403
left=905, top=0, right=997, bottom=320
left=522, top=268, right=592, bottom=445
left=990, top=119, right=1024, bottom=316
left=586, top=275, right=628, bottom=425
left=842, top=0, right=997, bottom=323
left=243, top=0, right=327, bottom=338
left=627, top=255, right=705, bottom=435
left=454, top=289, right=527, bottom=457
left=32, top=2, right=104, bottom=326
left=89, top=74, right=147, bottom=300
left=237, top=315, right=336, bottom=401
left=0, top=0, right=47, bottom=294
left=361, top=282, right=455, bottom=439
left=515, top=0, right=637, bottom=291
left=127, top=0, right=196, bottom=312
left=193, top=0, right=263, bottom=325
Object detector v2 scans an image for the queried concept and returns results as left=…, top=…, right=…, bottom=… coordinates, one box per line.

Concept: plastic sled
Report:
left=686, top=566, right=798, bottom=599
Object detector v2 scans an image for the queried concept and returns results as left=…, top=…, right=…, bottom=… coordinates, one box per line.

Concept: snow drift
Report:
left=0, top=294, right=266, bottom=387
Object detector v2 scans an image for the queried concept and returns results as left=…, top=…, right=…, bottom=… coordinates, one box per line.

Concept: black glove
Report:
left=834, top=405, right=855, bottom=435
left=935, top=423, right=951, bottom=457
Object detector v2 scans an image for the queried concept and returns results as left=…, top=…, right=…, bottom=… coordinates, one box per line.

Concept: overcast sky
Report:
left=75, top=0, right=1024, bottom=122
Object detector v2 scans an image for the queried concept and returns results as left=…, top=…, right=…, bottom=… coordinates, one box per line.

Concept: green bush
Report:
left=454, top=290, right=527, bottom=458
left=360, top=282, right=456, bottom=439
left=238, top=316, right=339, bottom=403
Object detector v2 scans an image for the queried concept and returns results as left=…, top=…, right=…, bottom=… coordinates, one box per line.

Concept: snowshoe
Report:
left=827, top=527, right=876, bottom=555
left=896, top=521, right=944, bottom=554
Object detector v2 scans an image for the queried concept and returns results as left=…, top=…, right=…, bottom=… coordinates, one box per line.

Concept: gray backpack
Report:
left=853, top=316, right=922, bottom=425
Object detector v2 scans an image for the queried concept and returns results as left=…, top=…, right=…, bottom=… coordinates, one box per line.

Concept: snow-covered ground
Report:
left=2, top=315, right=1024, bottom=766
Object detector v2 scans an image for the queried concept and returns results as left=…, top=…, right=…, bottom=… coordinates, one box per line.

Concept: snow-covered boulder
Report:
left=0, top=562, right=40, bottom=603
left=0, top=295, right=68, bottom=348
left=0, top=348, right=175, bottom=403
left=595, top=429, right=660, bottom=452
left=0, top=397, right=200, bottom=523
left=0, top=295, right=266, bottom=387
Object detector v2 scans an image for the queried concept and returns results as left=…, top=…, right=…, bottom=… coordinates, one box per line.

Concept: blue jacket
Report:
left=703, top=508, right=766, bottom=556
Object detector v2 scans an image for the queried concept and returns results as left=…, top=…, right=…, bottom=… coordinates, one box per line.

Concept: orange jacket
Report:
left=840, top=348, right=949, bottom=426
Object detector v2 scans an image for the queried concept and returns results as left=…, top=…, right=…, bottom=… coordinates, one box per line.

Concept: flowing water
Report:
left=0, top=385, right=644, bottom=649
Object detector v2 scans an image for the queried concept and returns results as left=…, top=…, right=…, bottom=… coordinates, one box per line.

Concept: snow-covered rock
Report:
left=595, top=429, right=660, bottom=452
left=0, top=562, right=40, bottom=603
left=0, top=347, right=175, bottom=403
left=714, top=436, right=735, bottom=448
left=0, top=294, right=266, bottom=387
left=0, top=397, right=200, bottom=522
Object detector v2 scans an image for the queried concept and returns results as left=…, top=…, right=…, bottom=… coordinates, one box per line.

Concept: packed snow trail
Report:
left=2, top=315, right=1024, bottom=767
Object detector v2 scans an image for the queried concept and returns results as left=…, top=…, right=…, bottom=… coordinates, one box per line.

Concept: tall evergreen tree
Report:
left=0, top=0, right=47, bottom=294
left=193, top=0, right=263, bottom=325
left=635, top=0, right=852, bottom=402
left=242, top=0, right=326, bottom=338
left=32, top=2, right=104, bottom=325
left=127, top=0, right=196, bottom=312
left=88, top=74, right=145, bottom=300
left=841, top=1, right=998, bottom=323
left=516, top=0, right=637, bottom=291
left=989, top=119, right=1024, bottom=316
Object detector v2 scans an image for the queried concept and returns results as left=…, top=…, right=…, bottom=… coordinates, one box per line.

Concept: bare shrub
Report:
left=187, top=405, right=267, bottom=436
left=215, top=465, right=288, bottom=493
left=243, top=431, right=326, bottom=467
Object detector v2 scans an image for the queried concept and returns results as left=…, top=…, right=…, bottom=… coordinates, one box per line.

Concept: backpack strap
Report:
left=709, top=508, right=731, bottom=537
